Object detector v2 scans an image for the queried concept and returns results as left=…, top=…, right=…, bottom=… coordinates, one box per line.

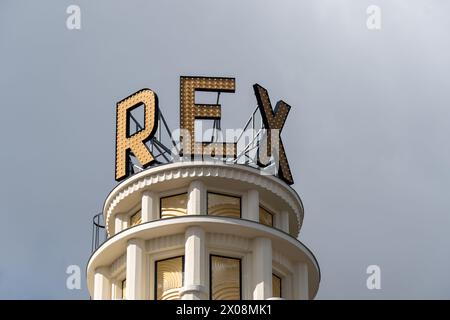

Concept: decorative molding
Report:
left=146, top=233, right=184, bottom=253
left=87, top=216, right=320, bottom=299
left=207, top=232, right=251, bottom=252
left=104, top=162, right=304, bottom=236
left=273, top=250, right=294, bottom=273
left=109, top=253, right=126, bottom=277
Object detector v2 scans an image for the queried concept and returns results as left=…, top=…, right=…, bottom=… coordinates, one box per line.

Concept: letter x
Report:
left=253, top=84, right=294, bottom=185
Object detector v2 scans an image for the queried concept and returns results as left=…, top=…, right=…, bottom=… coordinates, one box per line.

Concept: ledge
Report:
left=103, top=161, right=305, bottom=236
left=87, top=215, right=320, bottom=299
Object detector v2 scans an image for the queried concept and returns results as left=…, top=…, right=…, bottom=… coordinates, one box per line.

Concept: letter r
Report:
left=115, top=89, right=158, bottom=181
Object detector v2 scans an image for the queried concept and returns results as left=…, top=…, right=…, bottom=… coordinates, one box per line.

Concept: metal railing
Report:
left=91, top=213, right=107, bottom=252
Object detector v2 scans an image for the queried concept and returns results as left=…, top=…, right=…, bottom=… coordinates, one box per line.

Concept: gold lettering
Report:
left=253, top=84, right=293, bottom=185
left=115, top=89, right=158, bottom=181
left=180, top=76, right=236, bottom=158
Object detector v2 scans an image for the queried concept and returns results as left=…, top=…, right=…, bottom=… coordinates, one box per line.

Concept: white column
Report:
left=282, top=274, right=293, bottom=299
left=93, top=267, right=111, bottom=300
left=252, top=237, right=272, bottom=299
left=245, top=189, right=259, bottom=222
left=187, top=180, right=206, bottom=215
left=181, top=226, right=207, bottom=300
left=294, top=262, right=309, bottom=300
left=126, top=238, right=145, bottom=300
left=279, top=210, right=289, bottom=233
left=114, top=213, right=127, bottom=234
left=142, top=190, right=158, bottom=222
left=111, top=280, right=120, bottom=300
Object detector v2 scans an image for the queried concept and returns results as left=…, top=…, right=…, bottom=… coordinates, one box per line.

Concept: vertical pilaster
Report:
left=114, top=213, right=127, bottom=234
left=294, top=262, right=309, bottom=300
left=181, top=226, right=207, bottom=299
left=187, top=180, right=206, bottom=215
left=93, top=267, right=111, bottom=300
left=279, top=210, right=289, bottom=233
left=142, top=190, right=158, bottom=222
left=245, top=189, right=259, bottom=222
left=252, top=237, right=272, bottom=299
left=126, top=238, right=145, bottom=299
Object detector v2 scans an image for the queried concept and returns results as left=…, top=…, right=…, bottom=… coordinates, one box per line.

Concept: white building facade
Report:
left=87, top=161, right=320, bottom=300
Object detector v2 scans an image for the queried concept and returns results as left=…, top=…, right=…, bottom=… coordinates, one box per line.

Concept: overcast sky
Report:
left=1, top=0, right=449, bottom=299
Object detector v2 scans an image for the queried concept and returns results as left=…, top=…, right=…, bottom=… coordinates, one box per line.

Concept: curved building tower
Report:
left=87, top=161, right=320, bottom=300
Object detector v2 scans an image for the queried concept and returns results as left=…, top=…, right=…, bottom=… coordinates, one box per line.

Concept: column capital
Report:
left=127, top=238, right=145, bottom=247
left=94, top=266, right=110, bottom=277
left=142, top=189, right=157, bottom=197
left=189, top=180, right=205, bottom=189
left=185, top=225, right=205, bottom=237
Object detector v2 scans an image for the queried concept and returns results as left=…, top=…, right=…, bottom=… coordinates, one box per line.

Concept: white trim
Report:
left=103, top=162, right=303, bottom=236
left=149, top=249, right=185, bottom=300
left=87, top=216, right=319, bottom=300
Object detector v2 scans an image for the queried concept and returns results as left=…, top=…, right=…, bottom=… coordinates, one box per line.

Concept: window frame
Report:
left=121, top=278, right=127, bottom=300
left=154, top=255, right=185, bottom=300
left=159, top=192, right=188, bottom=219
left=209, top=254, right=242, bottom=300
left=129, top=209, right=142, bottom=227
left=259, top=205, right=274, bottom=227
left=207, top=192, right=242, bottom=219
left=272, top=273, right=282, bottom=298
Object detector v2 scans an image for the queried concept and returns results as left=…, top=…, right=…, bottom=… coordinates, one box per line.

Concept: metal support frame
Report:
left=91, top=102, right=275, bottom=251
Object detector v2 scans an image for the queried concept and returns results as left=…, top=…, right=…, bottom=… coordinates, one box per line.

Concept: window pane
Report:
left=156, top=256, right=183, bottom=300
left=208, top=193, right=241, bottom=218
left=259, top=207, right=273, bottom=227
left=130, top=210, right=141, bottom=226
left=210, top=255, right=241, bottom=300
left=272, top=274, right=281, bottom=298
left=161, top=194, right=187, bottom=218
left=122, top=279, right=127, bottom=300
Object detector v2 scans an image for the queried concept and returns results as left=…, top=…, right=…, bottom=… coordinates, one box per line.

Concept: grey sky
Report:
left=0, top=0, right=449, bottom=299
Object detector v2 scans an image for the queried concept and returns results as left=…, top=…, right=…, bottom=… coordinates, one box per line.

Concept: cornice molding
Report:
left=104, top=162, right=304, bottom=236
left=207, top=232, right=251, bottom=252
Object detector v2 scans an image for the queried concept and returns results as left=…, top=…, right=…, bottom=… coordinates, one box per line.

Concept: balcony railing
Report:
left=91, top=213, right=107, bottom=252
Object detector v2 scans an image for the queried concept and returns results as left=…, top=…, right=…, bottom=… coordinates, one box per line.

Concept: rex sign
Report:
left=114, top=76, right=294, bottom=185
